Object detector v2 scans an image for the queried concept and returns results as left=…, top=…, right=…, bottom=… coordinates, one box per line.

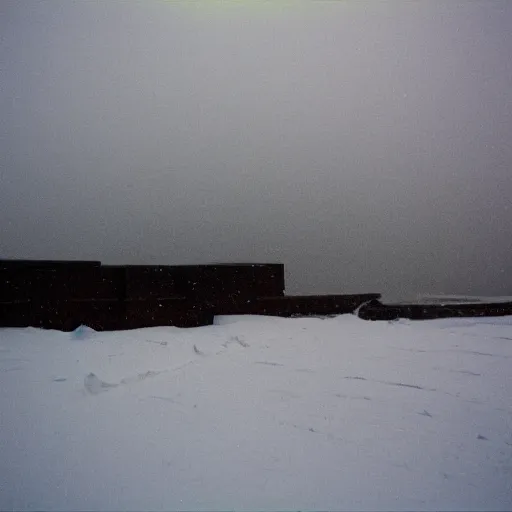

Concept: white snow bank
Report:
left=1, top=314, right=511, bottom=511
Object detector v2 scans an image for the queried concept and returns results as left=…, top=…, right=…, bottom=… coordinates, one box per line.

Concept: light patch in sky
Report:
left=161, top=0, right=314, bottom=15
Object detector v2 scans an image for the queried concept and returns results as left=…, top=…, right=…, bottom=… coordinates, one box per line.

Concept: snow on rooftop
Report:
left=1, top=314, right=511, bottom=511
left=396, top=294, right=512, bottom=305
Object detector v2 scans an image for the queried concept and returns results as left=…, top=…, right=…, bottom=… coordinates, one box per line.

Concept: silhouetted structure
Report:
left=2, top=260, right=509, bottom=331
left=0, top=260, right=377, bottom=330
left=358, top=299, right=512, bottom=321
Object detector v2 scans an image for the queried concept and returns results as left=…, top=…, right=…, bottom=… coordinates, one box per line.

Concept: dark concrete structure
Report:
left=0, top=260, right=377, bottom=331
left=4, top=260, right=507, bottom=330
left=358, top=299, right=512, bottom=321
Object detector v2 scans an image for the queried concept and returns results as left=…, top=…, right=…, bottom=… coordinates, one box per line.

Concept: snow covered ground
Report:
left=1, top=314, right=511, bottom=511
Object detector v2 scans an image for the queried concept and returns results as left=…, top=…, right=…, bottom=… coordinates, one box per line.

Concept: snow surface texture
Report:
left=1, top=315, right=512, bottom=511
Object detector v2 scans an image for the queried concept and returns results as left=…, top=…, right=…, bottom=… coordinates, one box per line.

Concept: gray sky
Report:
left=1, top=0, right=511, bottom=300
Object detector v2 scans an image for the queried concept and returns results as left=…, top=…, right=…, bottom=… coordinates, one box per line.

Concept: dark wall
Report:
left=358, top=299, right=512, bottom=321
left=0, top=261, right=286, bottom=330
left=0, top=260, right=382, bottom=331
left=3, top=260, right=508, bottom=330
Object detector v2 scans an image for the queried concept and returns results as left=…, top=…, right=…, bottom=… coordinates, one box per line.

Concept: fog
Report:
left=1, top=1, right=511, bottom=301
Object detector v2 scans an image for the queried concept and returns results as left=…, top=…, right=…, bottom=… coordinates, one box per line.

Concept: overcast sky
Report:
left=1, top=0, right=511, bottom=300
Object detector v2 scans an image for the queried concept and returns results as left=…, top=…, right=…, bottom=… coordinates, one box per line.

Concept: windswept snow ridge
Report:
left=1, top=315, right=511, bottom=511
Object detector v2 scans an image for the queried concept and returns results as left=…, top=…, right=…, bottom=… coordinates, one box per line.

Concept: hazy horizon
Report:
left=2, top=0, right=511, bottom=301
